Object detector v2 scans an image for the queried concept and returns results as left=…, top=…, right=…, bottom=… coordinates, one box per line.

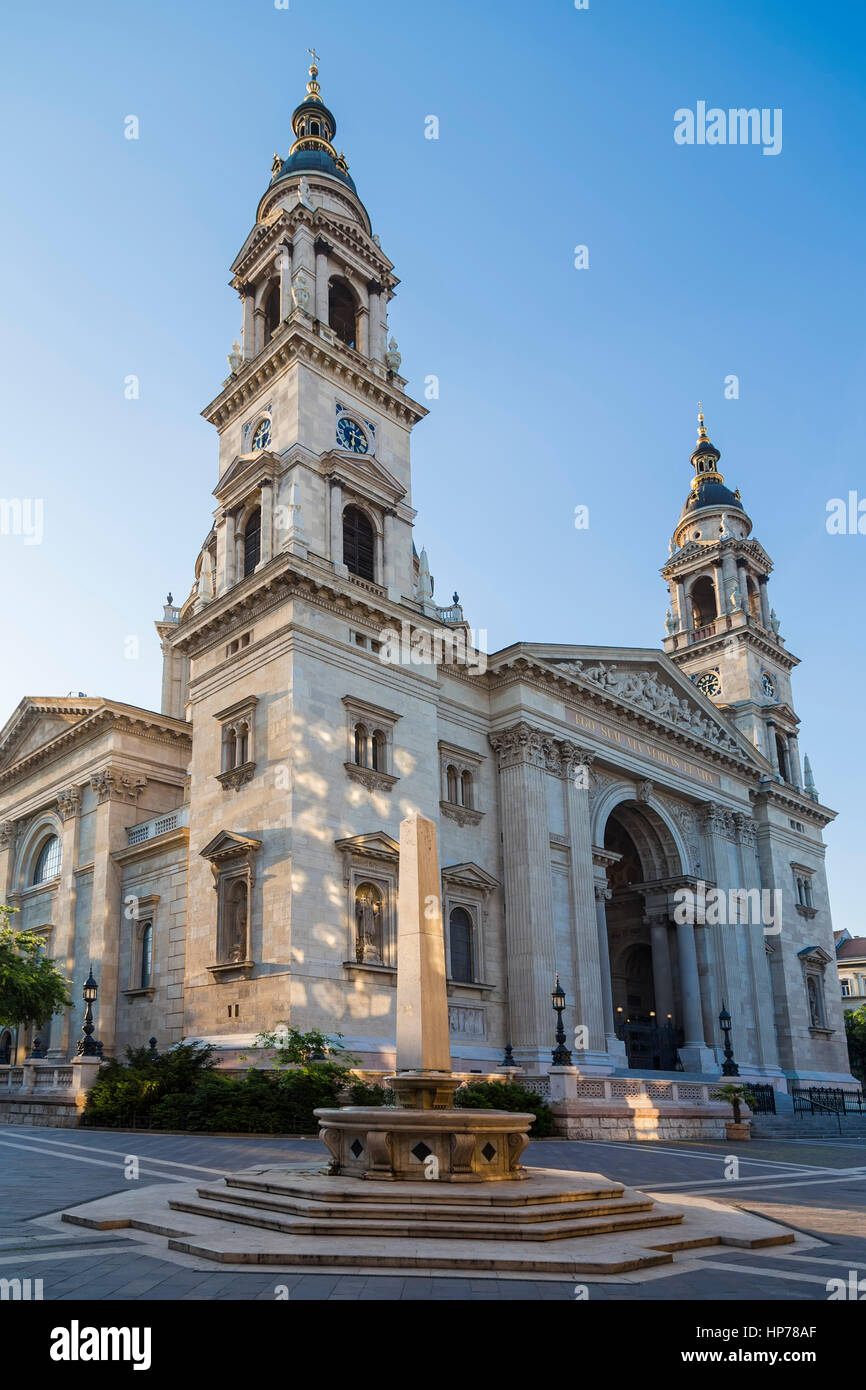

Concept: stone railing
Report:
left=0, top=1060, right=95, bottom=1094
left=127, top=805, right=189, bottom=846
left=0, top=1059, right=102, bottom=1127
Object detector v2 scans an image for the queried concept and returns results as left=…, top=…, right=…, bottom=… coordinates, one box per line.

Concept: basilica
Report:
left=0, top=60, right=853, bottom=1092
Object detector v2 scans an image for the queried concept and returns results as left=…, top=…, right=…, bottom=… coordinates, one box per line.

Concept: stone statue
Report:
left=770, top=608, right=781, bottom=636
left=385, top=336, right=402, bottom=372
left=297, top=176, right=313, bottom=209
left=227, top=339, right=242, bottom=374
left=665, top=608, right=678, bottom=635
left=271, top=152, right=282, bottom=178
left=730, top=585, right=744, bottom=612
left=292, top=273, right=310, bottom=313
left=355, top=893, right=382, bottom=964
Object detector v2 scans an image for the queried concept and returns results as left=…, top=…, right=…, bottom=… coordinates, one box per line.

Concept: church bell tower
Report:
left=661, top=409, right=814, bottom=795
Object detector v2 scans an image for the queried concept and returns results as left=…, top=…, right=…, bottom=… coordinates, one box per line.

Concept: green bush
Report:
left=453, top=1080, right=556, bottom=1137
left=83, top=1041, right=217, bottom=1128
left=343, top=1080, right=391, bottom=1106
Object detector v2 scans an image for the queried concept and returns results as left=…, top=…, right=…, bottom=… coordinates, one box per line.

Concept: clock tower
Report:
left=661, top=409, right=810, bottom=793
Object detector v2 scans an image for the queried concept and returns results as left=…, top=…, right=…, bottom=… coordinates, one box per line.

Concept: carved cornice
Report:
left=440, top=800, right=484, bottom=828
left=344, top=763, right=398, bottom=793
left=0, top=704, right=190, bottom=792
left=216, top=761, right=256, bottom=792
left=751, top=781, right=836, bottom=828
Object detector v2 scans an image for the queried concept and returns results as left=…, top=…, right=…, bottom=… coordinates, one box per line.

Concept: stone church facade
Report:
left=0, top=62, right=854, bottom=1090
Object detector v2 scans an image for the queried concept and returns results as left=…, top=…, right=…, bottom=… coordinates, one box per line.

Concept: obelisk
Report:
left=391, top=812, right=459, bottom=1109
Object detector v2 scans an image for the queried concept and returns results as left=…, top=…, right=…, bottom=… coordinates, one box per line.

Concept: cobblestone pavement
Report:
left=0, top=1125, right=863, bottom=1300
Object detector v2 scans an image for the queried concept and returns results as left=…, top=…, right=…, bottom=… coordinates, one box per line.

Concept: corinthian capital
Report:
left=56, top=786, right=82, bottom=821
left=489, top=721, right=551, bottom=770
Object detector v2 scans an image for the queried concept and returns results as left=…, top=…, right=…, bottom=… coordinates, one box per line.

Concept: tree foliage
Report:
left=844, top=1006, right=866, bottom=1084
left=0, top=904, right=72, bottom=1030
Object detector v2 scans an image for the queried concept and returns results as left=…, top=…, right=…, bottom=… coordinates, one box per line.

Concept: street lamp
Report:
left=550, top=975, right=572, bottom=1066
left=75, top=965, right=104, bottom=1058
left=719, top=1002, right=739, bottom=1076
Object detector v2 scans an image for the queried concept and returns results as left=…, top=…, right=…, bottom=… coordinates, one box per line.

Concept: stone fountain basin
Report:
left=315, top=1107, right=535, bottom=1182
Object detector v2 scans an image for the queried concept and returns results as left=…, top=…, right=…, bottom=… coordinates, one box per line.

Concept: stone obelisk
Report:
left=390, top=812, right=460, bottom=1109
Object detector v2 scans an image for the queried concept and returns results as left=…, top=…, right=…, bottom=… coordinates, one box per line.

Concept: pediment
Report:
left=334, top=831, right=399, bottom=862
left=321, top=449, right=406, bottom=506
left=515, top=645, right=763, bottom=763
left=441, top=861, right=499, bottom=892
left=214, top=450, right=280, bottom=504
left=0, top=698, right=101, bottom=774
left=199, top=830, right=262, bottom=862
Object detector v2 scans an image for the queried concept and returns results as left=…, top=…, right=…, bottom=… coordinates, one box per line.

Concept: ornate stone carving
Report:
left=439, top=801, right=483, bottom=828
left=489, top=721, right=551, bottom=770
left=56, top=787, right=81, bottom=821
left=732, top=811, right=758, bottom=847
left=555, top=660, right=740, bottom=752
left=0, top=821, right=15, bottom=849
left=216, top=761, right=256, bottom=792
left=637, top=779, right=653, bottom=803
left=448, top=1005, right=485, bottom=1037
left=344, top=762, right=398, bottom=793
left=90, top=769, right=147, bottom=804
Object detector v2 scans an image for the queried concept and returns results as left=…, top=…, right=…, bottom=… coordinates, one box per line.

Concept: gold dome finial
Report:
left=696, top=401, right=712, bottom=444
left=306, top=47, right=321, bottom=99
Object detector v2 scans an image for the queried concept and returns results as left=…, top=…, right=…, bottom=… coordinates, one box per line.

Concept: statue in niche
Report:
left=355, top=885, right=383, bottom=964
left=225, top=882, right=248, bottom=963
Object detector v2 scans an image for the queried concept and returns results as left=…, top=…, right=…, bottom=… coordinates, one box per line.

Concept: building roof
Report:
left=836, top=937, right=866, bottom=961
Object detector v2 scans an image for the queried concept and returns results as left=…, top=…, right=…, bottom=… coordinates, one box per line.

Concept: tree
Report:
left=844, top=1006, right=866, bottom=1085
left=0, top=905, right=72, bottom=1031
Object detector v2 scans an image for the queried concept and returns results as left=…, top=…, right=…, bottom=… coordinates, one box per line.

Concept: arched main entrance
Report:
left=601, top=799, right=685, bottom=1071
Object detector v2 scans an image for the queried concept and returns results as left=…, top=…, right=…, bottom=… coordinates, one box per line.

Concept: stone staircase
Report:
left=751, top=1113, right=866, bottom=1140
left=62, top=1163, right=798, bottom=1278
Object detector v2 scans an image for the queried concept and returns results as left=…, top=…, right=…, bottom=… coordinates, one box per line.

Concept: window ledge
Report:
left=216, top=761, right=256, bottom=791
left=446, top=979, right=494, bottom=998
left=207, top=959, right=255, bottom=981
left=795, top=904, right=818, bottom=918
left=344, top=762, right=398, bottom=793
left=439, top=800, right=484, bottom=828
left=808, top=1026, right=835, bottom=1039
left=123, top=988, right=155, bottom=1000
left=342, top=960, right=397, bottom=983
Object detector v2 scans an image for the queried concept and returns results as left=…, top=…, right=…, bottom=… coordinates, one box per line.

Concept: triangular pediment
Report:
left=504, top=644, right=764, bottom=764
left=441, top=861, right=499, bottom=892
left=334, top=831, right=399, bottom=861
left=214, top=450, right=280, bottom=504
left=321, top=449, right=406, bottom=506
left=199, top=830, right=262, bottom=862
left=0, top=698, right=102, bottom=773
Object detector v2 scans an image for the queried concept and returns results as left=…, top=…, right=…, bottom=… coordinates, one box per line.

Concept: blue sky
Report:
left=1, top=0, right=864, bottom=925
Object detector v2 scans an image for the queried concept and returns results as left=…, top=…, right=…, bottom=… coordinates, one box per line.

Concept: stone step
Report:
left=223, top=1170, right=628, bottom=1207
left=168, top=1192, right=684, bottom=1244
left=207, top=1184, right=648, bottom=1225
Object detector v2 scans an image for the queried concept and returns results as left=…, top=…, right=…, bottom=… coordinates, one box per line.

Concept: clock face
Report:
left=762, top=672, right=776, bottom=698
left=696, top=670, right=721, bottom=698
left=336, top=416, right=368, bottom=454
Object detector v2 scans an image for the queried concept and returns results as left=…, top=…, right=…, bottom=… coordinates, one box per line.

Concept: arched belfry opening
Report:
left=263, top=282, right=281, bottom=343
left=329, top=278, right=357, bottom=348
left=600, top=801, right=685, bottom=1071
left=690, top=575, right=717, bottom=629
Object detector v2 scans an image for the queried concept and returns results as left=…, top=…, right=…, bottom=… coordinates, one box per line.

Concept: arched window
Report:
left=371, top=730, right=386, bottom=772
left=354, top=882, right=383, bottom=963
left=460, top=771, right=473, bottom=809
left=775, top=734, right=788, bottom=780
left=343, top=506, right=375, bottom=581
left=329, top=280, right=357, bottom=348
left=354, top=723, right=368, bottom=767
left=449, top=907, right=474, bottom=983
left=33, top=835, right=61, bottom=885
left=243, top=508, right=261, bottom=577
left=140, top=922, right=153, bottom=990
left=264, top=282, right=281, bottom=342
left=237, top=722, right=249, bottom=767
left=251, top=418, right=271, bottom=451
left=746, top=576, right=761, bottom=623
left=223, top=727, right=237, bottom=772
left=690, top=576, right=716, bottom=629
left=446, top=766, right=458, bottom=804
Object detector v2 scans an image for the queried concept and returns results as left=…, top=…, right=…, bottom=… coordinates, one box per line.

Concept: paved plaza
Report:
left=0, top=1124, right=864, bottom=1300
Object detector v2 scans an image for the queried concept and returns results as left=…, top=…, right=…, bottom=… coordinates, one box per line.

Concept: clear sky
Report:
left=1, top=0, right=864, bottom=926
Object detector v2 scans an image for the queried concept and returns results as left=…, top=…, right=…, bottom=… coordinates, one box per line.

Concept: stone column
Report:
left=356, top=306, right=369, bottom=357
left=713, top=562, right=725, bottom=618
left=367, top=280, right=383, bottom=361
left=241, top=286, right=255, bottom=361
left=720, top=543, right=739, bottom=609
left=698, top=802, right=749, bottom=1069
left=676, top=918, right=715, bottom=1070
left=86, top=770, right=147, bottom=1058
left=733, top=813, right=781, bottom=1074
left=51, top=788, right=83, bottom=1058
left=647, top=915, right=675, bottom=1025
left=560, top=744, right=610, bottom=1068
left=758, top=573, right=772, bottom=627
left=681, top=579, right=694, bottom=632
left=694, top=922, right=720, bottom=1058
left=314, top=238, right=331, bottom=322
left=788, top=733, right=803, bottom=789
left=593, top=875, right=627, bottom=1061
left=223, top=511, right=236, bottom=589
left=278, top=245, right=293, bottom=321
left=258, top=478, right=274, bottom=567
left=329, top=478, right=345, bottom=571
left=765, top=720, right=780, bottom=775
left=383, top=508, right=401, bottom=602
left=253, top=306, right=266, bottom=355
left=489, top=723, right=558, bottom=1066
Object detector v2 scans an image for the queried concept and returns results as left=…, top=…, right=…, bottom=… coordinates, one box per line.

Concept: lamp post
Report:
left=550, top=975, right=572, bottom=1066
left=75, top=966, right=104, bottom=1059
left=719, top=1002, right=739, bottom=1076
